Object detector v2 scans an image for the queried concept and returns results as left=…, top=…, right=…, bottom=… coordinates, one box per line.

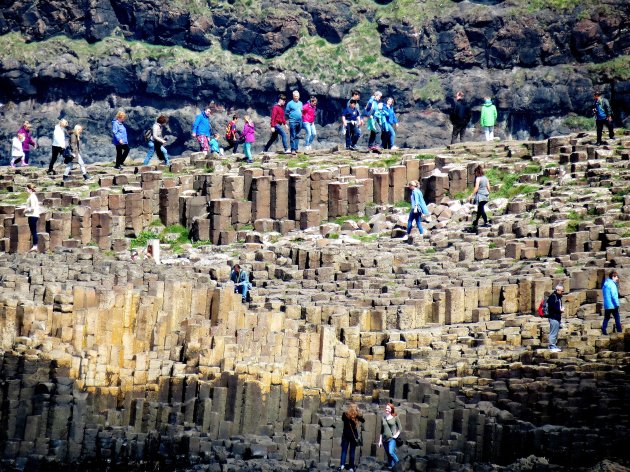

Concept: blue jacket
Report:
left=410, top=188, right=429, bottom=215
left=209, top=137, right=221, bottom=154
left=230, top=269, right=249, bottom=286
left=285, top=100, right=303, bottom=123
left=192, top=111, right=212, bottom=137
left=364, top=97, right=379, bottom=117
left=384, top=105, right=398, bottom=125
left=112, top=119, right=128, bottom=145
left=374, top=109, right=392, bottom=133
left=602, top=278, right=619, bottom=309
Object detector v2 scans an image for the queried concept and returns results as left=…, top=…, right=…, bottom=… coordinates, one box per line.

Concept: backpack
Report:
left=536, top=295, right=550, bottom=317
left=144, top=128, right=153, bottom=142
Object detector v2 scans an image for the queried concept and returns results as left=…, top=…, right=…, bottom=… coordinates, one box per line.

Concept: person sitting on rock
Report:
left=192, top=106, right=213, bottom=153
left=403, top=180, right=430, bottom=241
left=230, top=264, right=251, bottom=303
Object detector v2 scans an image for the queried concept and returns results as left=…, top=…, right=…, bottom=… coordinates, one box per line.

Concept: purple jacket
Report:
left=18, top=127, right=36, bottom=152
left=243, top=122, right=255, bottom=143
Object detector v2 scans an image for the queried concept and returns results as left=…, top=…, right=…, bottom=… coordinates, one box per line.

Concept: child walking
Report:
left=10, top=133, right=26, bottom=167
left=242, top=116, right=256, bottom=164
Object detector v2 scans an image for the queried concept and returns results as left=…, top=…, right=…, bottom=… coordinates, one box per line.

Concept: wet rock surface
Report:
left=0, top=132, right=628, bottom=470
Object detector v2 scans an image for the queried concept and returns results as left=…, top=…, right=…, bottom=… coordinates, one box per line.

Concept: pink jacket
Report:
left=18, top=126, right=36, bottom=151
left=243, top=122, right=255, bottom=143
left=302, top=102, right=316, bottom=123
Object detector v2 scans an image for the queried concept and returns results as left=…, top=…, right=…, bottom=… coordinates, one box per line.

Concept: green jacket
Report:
left=480, top=101, right=497, bottom=127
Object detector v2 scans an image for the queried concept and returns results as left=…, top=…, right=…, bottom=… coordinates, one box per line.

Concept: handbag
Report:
left=350, top=421, right=363, bottom=447
left=62, top=147, right=73, bottom=164
left=395, top=436, right=403, bottom=447
left=472, top=193, right=479, bottom=205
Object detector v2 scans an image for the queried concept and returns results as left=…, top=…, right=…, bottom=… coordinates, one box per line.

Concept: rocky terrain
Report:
left=0, top=0, right=629, bottom=165
left=0, top=129, right=628, bottom=471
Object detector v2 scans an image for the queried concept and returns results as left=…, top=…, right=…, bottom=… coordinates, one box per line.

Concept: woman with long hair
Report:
left=338, top=403, right=364, bottom=471
left=378, top=402, right=402, bottom=469
left=468, top=165, right=491, bottom=227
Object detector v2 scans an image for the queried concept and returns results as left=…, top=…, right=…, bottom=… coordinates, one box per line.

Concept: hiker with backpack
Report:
left=224, top=114, right=241, bottom=154
left=143, top=118, right=170, bottom=165
left=602, top=271, right=621, bottom=335
left=546, top=285, right=565, bottom=352
left=192, top=106, right=213, bottom=153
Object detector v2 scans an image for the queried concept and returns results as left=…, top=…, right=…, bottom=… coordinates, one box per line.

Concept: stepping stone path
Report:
left=0, top=133, right=628, bottom=471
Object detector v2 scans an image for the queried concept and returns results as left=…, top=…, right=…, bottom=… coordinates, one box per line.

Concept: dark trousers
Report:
left=368, top=130, right=379, bottom=148
left=346, top=123, right=360, bottom=148
left=381, top=130, right=392, bottom=149
left=115, top=144, right=130, bottom=167
left=224, top=138, right=240, bottom=153
left=28, top=216, right=38, bottom=246
left=49, top=146, right=64, bottom=172
left=473, top=201, right=488, bottom=225
left=451, top=123, right=467, bottom=143
left=264, top=125, right=288, bottom=152
left=340, top=438, right=357, bottom=468
left=596, top=119, right=614, bottom=143
left=602, top=308, right=621, bottom=334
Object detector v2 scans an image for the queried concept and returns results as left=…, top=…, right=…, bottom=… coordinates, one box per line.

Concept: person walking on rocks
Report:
left=24, top=183, right=40, bottom=252
left=263, top=95, right=289, bottom=153
left=345, top=90, right=363, bottom=141
left=403, top=180, right=430, bottom=241
left=480, top=97, right=497, bottom=142
left=143, top=125, right=170, bottom=166
left=384, top=97, right=399, bottom=150
left=224, top=114, right=241, bottom=154
left=449, top=91, right=472, bottom=144
left=341, top=100, right=361, bottom=151
left=365, top=91, right=383, bottom=150
left=10, top=132, right=25, bottom=168
left=302, top=96, right=317, bottom=150
left=209, top=133, right=223, bottom=158
left=376, top=102, right=393, bottom=150
left=63, top=125, right=91, bottom=181
left=230, top=264, right=251, bottom=303
left=150, top=115, right=170, bottom=164
left=378, top=403, right=402, bottom=470
left=48, top=118, right=69, bottom=175
left=547, top=285, right=565, bottom=352
left=593, top=91, right=614, bottom=145
left=17, top=121, right=37, bottom=166
left=602, top=270, right=621, bottom=335
left=468, top=166, right=491, bottom=227
left=192, top=106, right=213, bottom=153
left=285, top=90, right=303, bottom=154
left=242, top=116, right=256, bottom=164
left=338, top=403, right=364, bottom=472
left=112, top=111, right=129, bottom=170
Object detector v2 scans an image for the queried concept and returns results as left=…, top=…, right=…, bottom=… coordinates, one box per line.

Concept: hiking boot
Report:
left=83, top=173, right=92, bottom=180
left=63, top=175, right=69, bottom=181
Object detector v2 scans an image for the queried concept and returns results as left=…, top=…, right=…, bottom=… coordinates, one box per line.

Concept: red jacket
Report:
left=270, top=104, right=286, bottom=127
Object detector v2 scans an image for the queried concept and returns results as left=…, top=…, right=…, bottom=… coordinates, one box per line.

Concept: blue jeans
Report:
left=548, top=318, right=560, bottom=349
left=390, top=128, right=396, bottom=147
left=264, top=125, right=288, bottom=152
left=144, top=141, right=170, bottom=165
left=340, top=438, right=356, bottom=468
left=602, top=308, right=621, bottom=334
left=244, top=142, right=253, bottom=162
left=407, top=209, right=424, bottom=235
left=235, top=284, right=248, bottom=302
left=303, top=122, right=316, bottom=146
left=385, top=439, right=399, bottom=468
left=289, top=121, right=302, bottom=152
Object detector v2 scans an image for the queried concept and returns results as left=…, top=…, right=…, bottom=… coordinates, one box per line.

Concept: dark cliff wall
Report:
left=0, top=0, right=629, bottom=163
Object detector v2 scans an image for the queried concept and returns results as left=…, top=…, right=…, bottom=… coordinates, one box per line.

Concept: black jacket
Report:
left=342, top=412, right=365, bottom=444
left=547, top=292, right=563, bottom=322
left=450, top=98, right=472, bottom=126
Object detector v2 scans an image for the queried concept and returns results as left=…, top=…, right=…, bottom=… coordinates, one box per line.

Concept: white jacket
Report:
left=52, top=125, right=67, bottom=147
left=11, top=137, right=24, bottom=157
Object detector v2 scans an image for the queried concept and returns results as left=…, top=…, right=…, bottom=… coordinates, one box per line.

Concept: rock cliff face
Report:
left=0, top=0, right=629, bottom=164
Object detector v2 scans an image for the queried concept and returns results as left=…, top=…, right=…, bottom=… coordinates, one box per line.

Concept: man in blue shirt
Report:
left=592, top=91, right=614, bottom=145
left=192, top=106, right=213, bottom=153
left=602, top=270, right=621, bottom=335
left=342, top=100, right=361, bottom=150
left=285, top=90, right=303, bottom=154
left=230, top=264, right=250, bottom=303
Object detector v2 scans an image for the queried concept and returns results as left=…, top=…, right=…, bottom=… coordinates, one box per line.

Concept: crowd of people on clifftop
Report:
left=5, top=90, right=617, bottom=172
